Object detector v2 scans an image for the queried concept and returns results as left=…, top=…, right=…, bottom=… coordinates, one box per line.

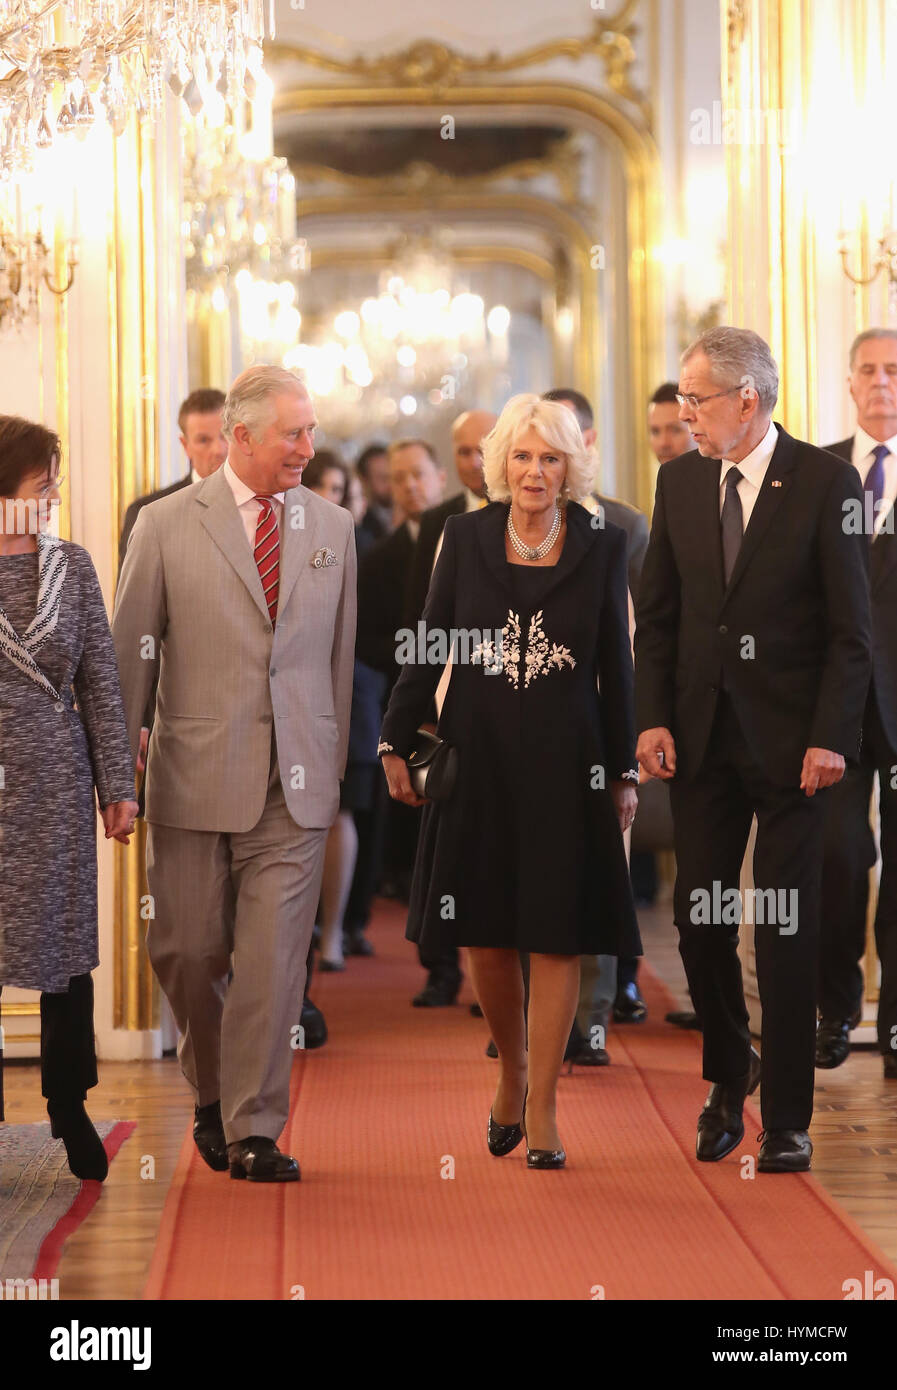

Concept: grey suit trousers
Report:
left=146, top=736, right=327, bottom=1144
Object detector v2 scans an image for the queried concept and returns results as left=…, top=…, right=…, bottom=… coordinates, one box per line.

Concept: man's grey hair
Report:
left=849, top=328, right=897, bottom=371
left=681, top=326, right=779, bottom=414
left=222, top=365, right=308, bottom=443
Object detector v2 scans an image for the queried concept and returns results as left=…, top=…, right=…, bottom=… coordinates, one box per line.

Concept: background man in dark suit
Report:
left=355, top=442, right=394, bottom=549
left=649, top=380, right=697, bottom=464
left=818, top=328, right=897, bottom=1078
left=404, top=409, right=497, bottom=634
left=635, top=326, right=871, bottom=1173
left=356, top=439, right=446, bottom=931
left=399, top=409, right=497, bottom=1007
left=118, top=388, right=227, bottom=567
left=545, top=387, right=651, bottom=1056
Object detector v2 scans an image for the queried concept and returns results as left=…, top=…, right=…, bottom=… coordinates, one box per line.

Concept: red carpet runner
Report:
left=145, top=901, right=896, bottom=1300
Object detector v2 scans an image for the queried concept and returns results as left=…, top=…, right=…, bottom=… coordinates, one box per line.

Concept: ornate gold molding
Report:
left=310, top=243, right=556, bottom=284
left=267, top=5, right=649, bottom=117
left=292, top=134, right=585, bottom=207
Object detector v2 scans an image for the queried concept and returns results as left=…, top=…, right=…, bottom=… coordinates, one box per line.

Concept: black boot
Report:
left=48, top=1099, right=108, bottom=1182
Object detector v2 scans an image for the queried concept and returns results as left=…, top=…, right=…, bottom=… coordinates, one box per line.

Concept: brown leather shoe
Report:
left=227, top=1137, right=300, bottom=1182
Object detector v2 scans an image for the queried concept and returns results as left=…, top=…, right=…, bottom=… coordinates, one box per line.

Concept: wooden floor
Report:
left=3, top=897, right=896, bottom=1300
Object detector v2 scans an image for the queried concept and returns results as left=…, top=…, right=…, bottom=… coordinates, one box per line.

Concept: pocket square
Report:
left=311, top=546, right=338, bottom=568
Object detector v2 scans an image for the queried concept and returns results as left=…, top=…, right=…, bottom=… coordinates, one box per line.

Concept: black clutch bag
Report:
left=407, top=729, right=458, bottom=802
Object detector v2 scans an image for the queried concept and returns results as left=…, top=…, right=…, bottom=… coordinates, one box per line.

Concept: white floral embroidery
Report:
left=472, top=608, right=575, bottom=690
left=377, top=740, right=394, bottom=756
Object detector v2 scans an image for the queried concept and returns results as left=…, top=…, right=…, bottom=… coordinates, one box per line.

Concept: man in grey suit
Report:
left=113, top=366, right=356, bottom=1182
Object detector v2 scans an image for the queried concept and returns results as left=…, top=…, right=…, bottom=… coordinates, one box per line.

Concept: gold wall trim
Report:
left=1, top=1002, right=40, bottom=1017
left=275, top=80, right=661, bottom=509
left=268, top=5, right=648, bottom=115
left=310, top=243, right=556, bottom=283
left=292, top=134, right=584, bottom=205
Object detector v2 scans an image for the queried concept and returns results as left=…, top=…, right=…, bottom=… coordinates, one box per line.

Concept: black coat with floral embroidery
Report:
left=378, top=501, right=641, bottom=956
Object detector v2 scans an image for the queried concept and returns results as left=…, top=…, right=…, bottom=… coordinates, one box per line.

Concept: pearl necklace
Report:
left=507, top=504, right=562, bottom=561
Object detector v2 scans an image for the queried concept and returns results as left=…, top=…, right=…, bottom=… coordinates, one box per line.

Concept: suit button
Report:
left=54, top=701, right=64, bottom=712
left=709, top=685, right=718, bottom=693
left=718, top=624, right=728, bottom=634
left=270, top=667, right=277, bottom=677
left=264, top=624, right=272, bottom=634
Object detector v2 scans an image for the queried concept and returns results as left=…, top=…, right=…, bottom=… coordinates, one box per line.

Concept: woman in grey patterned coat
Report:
left=0, top=416, right=138, bottom=1181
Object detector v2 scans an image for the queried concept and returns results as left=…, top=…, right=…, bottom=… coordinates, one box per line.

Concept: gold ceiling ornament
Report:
left=267, top=3, right=648, bottom=116
left=291, top=134, right=586, bottom=208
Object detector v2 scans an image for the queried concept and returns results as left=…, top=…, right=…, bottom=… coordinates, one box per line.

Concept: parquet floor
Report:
left=3, top=898, right=895, bottom=1300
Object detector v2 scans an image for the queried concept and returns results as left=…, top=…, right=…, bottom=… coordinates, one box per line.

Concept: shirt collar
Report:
left=223, top=459, right=285, bottom=507
left=721, top=418, right=779, bottom=487
left=854, top=425, right=897, bottom=463
left=465, top=487, right=486, bottom=511
left=406, top=517, right=420, bottom=544
left=190, top=466, right=200, bottom=485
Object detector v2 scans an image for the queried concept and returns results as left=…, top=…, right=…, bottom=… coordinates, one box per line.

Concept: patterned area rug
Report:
left=0, top=1121, right=135, bottom=1288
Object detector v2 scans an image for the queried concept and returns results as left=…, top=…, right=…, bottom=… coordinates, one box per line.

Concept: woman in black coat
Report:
left=379, top=394, right=640, bottom=1168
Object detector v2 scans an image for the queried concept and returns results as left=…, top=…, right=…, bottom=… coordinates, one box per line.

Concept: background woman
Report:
left=0, top=415, right=137, bottom=1180
left=379, top=394, right=640, bottom=1168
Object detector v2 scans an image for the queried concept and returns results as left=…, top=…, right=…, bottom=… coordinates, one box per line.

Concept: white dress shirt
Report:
left=223, top=460, right=285, bottom=550
left=851, top=426, right=897, bottom=539
left=719, top=418, right=780, bottom=527
left=190, top=466, right=200, bottom=485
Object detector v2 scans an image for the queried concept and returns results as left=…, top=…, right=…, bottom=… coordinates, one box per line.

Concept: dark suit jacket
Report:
left=356, top=521, right=416, bottom=692
left=595, top=493, right=649, bottom=601
left=404, top=493, right=467, bottom=628
left=634, top=423, right=872, bottom=786
left=118, top=475, right=192, bottom=571
left=826, top=435, right=897, bottom=759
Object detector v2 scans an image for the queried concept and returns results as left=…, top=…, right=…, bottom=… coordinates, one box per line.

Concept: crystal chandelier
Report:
left=0, top=2, right=273, bottom=179
left=282, top=235, right=513, bottom=440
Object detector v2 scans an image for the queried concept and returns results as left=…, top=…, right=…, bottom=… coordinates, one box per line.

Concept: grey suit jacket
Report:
left=595, top=492, right=650, bottom=601
left=111, top=466, right=357, bottom=833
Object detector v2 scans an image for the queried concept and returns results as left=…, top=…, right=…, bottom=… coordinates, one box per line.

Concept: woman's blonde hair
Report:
left=481, top=393, right=595, bottom=503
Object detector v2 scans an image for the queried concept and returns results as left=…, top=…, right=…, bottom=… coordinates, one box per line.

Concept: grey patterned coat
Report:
left=0, top=537, right=135, bottom=992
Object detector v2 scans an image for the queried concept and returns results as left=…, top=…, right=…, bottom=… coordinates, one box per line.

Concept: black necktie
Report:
left=721, top=466, right=743, bottom=585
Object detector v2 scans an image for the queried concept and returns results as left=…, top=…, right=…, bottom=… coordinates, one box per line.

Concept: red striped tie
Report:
left=253, top=495, right=280, bottom=625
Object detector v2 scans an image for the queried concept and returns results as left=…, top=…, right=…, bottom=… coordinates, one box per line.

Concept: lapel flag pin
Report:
left=771, top=480, right=782, bottom=487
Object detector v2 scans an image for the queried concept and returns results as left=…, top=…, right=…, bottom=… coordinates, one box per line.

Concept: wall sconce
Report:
left=838, top=230, right=897, bottom=296
left=0, top=224, right=79, bottom=331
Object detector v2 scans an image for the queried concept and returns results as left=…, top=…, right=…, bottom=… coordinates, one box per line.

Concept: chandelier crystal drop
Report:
left=0, top=2, right=273, bottom=179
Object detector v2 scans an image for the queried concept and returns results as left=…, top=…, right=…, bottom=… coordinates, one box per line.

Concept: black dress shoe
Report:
left=48, top=1100, right=108, bottom=1182
left=412, top=974, right=461, bottom=1007
left=666, top=1010, right=702, bottom=1030
left=227, top=1136, right=300, bottom=1182
left=300, top=997, right=328, bottom=1050
left=193, top=1100, right=229, bottom=1172
left=815, top=1015, right=858, bottom=1069
left=318, top=957, right=346, bottom=973
left=343, top=929, right=374, bottom=957
left=883, top=1054, right=897, bottom=1080
left=488, top=1087, right=527, bottom=1156
left=522, top=1104, right=566, bottom=1168
left=613, top=982, right=648, bottom=1024
left=564, top=1041, right=611, bottom=1068
left=470, top=1002, right=484, bottom=1018
left=485, top=1038, right=499, bottom=1058
left=696, top=1047, right=762, bottom=1162
left=757, top=1128, right=812, bottom=1173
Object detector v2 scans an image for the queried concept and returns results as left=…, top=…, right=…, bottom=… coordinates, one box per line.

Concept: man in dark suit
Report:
left=544, top=387, right=651, bottom=1056
left=118, top=388, right=227, bottom=567
left=355, top=442, right=394, bottom=549
left=357, top=439, right=446, bottom=925
left=635, top=326, right=871, bottom=1173
left=404, top=410, right=497, bottom=634
left=400, top=409, right=496, bottom=1007
left=818, top=328, right=897, bottom=1078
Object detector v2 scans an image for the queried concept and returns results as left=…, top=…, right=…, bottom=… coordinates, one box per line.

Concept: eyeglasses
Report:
left=675, top=386, right=744, bottom=412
